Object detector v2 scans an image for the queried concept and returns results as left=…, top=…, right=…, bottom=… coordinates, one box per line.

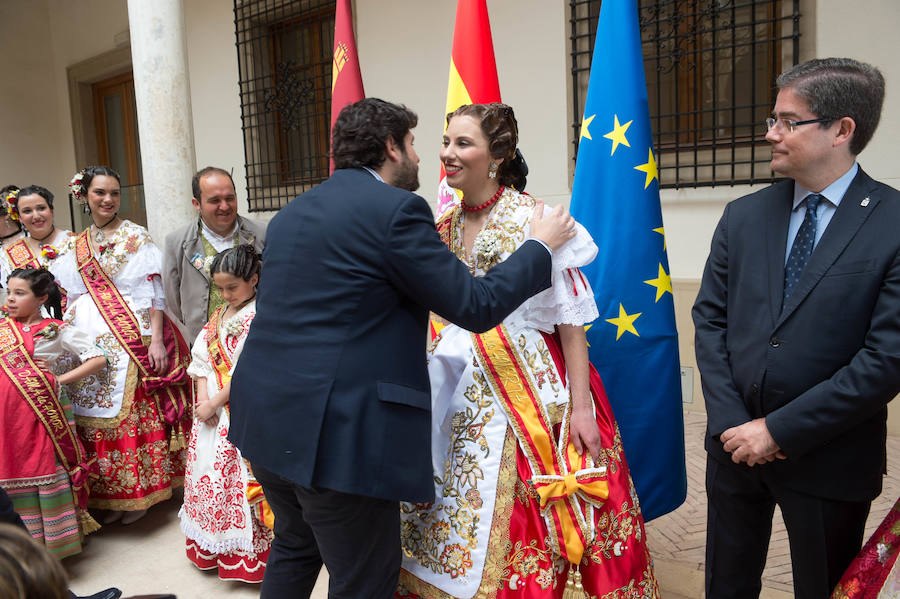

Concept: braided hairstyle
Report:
left=210, top=244, right=262, bottom=283
left=8, top=268, right=63, bottom=319
left=446, top=103, right=528, bottom=191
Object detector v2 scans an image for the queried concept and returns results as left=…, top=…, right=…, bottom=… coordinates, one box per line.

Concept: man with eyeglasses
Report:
left=693, top=58, right=900, bottom=599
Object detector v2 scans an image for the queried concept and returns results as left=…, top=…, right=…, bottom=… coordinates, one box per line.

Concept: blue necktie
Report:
left=784, top=193, right=823, bottom=301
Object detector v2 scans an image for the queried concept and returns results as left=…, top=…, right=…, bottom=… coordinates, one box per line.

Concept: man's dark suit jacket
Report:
left=229, top=168, right=552, bottom=503
left=693, top=168, right=900, bottom=502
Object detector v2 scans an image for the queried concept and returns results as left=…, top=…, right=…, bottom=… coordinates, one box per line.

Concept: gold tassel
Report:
left=169, top=424, right=188, bottom=451
left=78, top=509, right=101, bottom=535
left=561, top=565, right=588, bottom=599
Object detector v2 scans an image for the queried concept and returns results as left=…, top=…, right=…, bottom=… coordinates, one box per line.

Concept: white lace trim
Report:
left=179, top=507, right=255, bottom=554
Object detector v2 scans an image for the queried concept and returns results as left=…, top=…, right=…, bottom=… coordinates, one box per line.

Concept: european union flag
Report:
left=570, top=0, right=686, bottom=521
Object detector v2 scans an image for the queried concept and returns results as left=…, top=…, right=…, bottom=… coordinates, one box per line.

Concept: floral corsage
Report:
left=40, top=245, right=58, bottom=260
left=36, top=322, right=61, bottom=340
left=223, top=316, right=245, bottom=339
left=473, top=227, right=503, bottom=261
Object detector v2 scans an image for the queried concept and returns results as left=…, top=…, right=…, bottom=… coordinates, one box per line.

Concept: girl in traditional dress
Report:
left=1, top=185, right=77, bottom=311
left=58, top=166, right=193, bottom=526
left=0, top=268, right=106, bottom=558
left=180, top=244, right=273, bottom=583
left=397, top=104, right=658, bottom=599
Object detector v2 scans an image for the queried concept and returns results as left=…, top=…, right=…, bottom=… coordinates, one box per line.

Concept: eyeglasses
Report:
left=765, top=117, right=836, bottom=133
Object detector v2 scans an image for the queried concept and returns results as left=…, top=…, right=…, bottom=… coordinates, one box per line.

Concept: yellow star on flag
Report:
left=644, top=263, right=673, bottom=302
left=603, top=115, right=632, bottom=156
left=605, top=303, right=641, bottom=340
left=634, top=148, right=658, bottom=189
left=580, top=114, right=596, bottom=141
left=584, top=323, right=593, bottom=347
left=653, top=226, right=666, bottom=250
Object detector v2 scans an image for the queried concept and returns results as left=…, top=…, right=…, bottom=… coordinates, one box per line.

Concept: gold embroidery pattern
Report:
left=517, top=334, right=561, bottom=396
left=400, top=365, right=496, bottom=575
left=66, top=332, right=123, bottom=411
left=448, top=190, right=533, bottom=274
left=97, top=223, right=152, bottom=278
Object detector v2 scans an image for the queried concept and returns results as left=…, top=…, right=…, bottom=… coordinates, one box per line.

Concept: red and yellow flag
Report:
left=330, top=0, right=365, bottom=173
left=437, top=0, right=501, bottom=216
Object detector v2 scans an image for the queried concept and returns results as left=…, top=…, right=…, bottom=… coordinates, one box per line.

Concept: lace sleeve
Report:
left=116, top=239, right=167, bottom=311
left=517, top=219, right=600, bottom=332
left=187, top=328, right=213, bottom=380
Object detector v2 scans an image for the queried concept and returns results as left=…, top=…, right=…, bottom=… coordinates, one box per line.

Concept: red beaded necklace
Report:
left=461, top=186, right=505, bottom=213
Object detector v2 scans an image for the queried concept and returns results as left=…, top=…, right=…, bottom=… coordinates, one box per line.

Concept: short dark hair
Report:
left=776, top=57, right=885, bottom=155
left=15, top=185, right=54, bottom=210
left=0, top=523, right=68, bottom=599
left=192, top=166, right=236, bottom=201
left=332, top=98, right=418, bottom=170
left=446, top=103, right=528, bottom=191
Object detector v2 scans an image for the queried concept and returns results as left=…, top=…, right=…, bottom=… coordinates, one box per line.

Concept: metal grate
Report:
left=570, top=0, right=800, bottom=188
left=234, top=0, right=335, bottom=211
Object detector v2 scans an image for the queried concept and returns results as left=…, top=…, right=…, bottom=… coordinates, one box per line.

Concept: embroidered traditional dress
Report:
left=0, top=230, right=76, bottom=310
left=831, top=499, right=900, bottom=599
left=0, top=318, right=103, bottom=558
left=397, top=189, right=658, bottom=599
left=180, top=300, right=273, bottom=582
left=58, top=220, right=192, bottom=511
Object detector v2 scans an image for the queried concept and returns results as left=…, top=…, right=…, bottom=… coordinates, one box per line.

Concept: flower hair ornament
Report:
left=4, top=188, right=19, bottom=221
left=69, top=170, right=86, bottom=207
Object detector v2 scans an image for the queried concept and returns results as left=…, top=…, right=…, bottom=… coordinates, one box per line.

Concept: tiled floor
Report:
left=63, top=410, right=900, bottom=598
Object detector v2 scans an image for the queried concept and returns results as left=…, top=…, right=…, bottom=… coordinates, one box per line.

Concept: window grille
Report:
left=234, top=0, right=335, bottom=211
left=570, top=0, right=800, bottom=188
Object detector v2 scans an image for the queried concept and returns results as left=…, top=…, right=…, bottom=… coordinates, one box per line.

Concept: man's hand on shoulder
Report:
left=721, top=418, right=786, bottom=467
left=531, top=200, right=576, bottom=251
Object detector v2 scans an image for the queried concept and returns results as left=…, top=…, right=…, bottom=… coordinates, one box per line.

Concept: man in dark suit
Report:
left=693, top=58, right=900, bottom=599
left=229, top=98, right=576, bottom=598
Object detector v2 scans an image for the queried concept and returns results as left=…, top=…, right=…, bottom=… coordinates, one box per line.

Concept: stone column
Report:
left=127, top=0, right=196, bottom=243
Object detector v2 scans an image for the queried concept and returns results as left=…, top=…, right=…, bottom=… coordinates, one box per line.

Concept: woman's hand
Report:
left=195, top=399, right=219, bottom=427
left=32, top=358, right=52, bottom=372
left=148, top=339, right=169, bottom=374
left=569, top=405, right=603, bottom=464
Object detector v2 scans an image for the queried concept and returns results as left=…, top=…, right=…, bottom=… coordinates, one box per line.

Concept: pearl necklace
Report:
left=461, top=186, right=505, bottom=213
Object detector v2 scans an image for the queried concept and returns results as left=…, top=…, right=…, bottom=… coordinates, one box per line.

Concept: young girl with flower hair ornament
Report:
left=179, top=244, right=273, bottom=583
left=55, top=165, right=193, bottom=526
left=0, top=268, right=106, bottom=558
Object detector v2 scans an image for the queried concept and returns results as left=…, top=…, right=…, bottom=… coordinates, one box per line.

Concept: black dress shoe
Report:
left=70, top=588, right=123, bottom=599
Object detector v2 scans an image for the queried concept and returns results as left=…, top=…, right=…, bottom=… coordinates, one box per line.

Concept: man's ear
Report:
left=833, top=116, right=856, bottom=150
left=191, top=197, right=202, bottom=212
left=384, top=136, right=402, bottom=164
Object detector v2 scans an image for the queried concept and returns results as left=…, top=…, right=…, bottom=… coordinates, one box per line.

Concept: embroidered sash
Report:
left=5, top=238, right=69, bottom=311
left=74, top=231, right=191, bottom=433
left=0, top=317, right=95, bottom=508
left=472, top=325, right=608, bottom=565
left=204, top=305, right=232, bottom=390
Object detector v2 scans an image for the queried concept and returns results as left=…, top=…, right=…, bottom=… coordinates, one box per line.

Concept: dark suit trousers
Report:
left=706, top=455, right=870, bottom=599
left=254, top=465, right=401, bottom=599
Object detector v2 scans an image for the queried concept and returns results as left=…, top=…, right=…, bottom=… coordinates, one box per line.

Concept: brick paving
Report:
left=647, top=410, right=900, bottom=597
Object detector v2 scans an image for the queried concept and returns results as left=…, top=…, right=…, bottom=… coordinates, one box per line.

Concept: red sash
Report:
left=74, top=231, right=191, bottom=440
left=5, top=238, right=69, bottom=311
left=0, top=317, right=95, bottom=508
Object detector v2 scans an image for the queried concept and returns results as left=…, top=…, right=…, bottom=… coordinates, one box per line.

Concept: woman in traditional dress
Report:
left=1, top=185, right=77, bottom=310
left=0, top=268, right=106, bottom=558
left=58, top=166, right=192, bottom=526
left=397, top=104, right=658, bottom=599
left=0, top=185, right=24, bottom=249
left=180, top=244, right=273, bottom=583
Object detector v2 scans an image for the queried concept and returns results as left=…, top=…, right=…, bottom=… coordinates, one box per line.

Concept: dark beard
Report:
left=392, top=155, right=420, bottom=192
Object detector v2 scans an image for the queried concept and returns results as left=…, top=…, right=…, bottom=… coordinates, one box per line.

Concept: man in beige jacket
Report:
left=163, top=166, right=267, bottom=342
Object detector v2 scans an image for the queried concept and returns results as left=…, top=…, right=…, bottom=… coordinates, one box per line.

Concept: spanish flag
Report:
left=437, top=0, right=501, bottom=216
left=330, top=0, right=364, bottom=173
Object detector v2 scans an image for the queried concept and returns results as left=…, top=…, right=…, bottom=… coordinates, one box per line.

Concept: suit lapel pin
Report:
left=861, top=197, right=870, bottom=207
